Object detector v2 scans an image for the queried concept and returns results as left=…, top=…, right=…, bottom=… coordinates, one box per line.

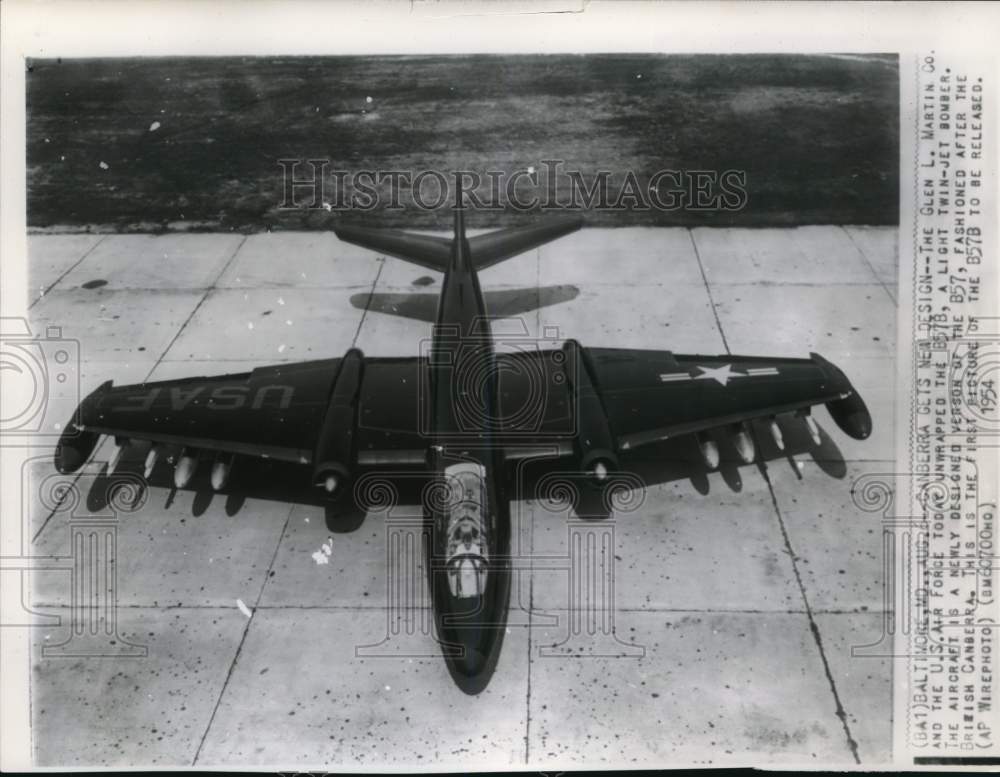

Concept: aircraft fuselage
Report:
left=425, top=209, right=512, bottom=693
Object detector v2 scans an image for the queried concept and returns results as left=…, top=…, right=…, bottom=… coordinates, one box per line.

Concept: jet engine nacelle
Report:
left=562, top=340, right=620, bottom=484
left=311, top=348, right=365, bottom=497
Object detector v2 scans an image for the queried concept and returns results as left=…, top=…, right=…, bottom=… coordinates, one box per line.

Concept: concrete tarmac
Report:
left=24, top=225, right=897, bottom=768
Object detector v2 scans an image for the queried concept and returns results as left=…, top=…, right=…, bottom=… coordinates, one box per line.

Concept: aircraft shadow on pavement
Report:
left=81, top=416, right=847, bottom=531
left=349, top=285, right=580, bottom=323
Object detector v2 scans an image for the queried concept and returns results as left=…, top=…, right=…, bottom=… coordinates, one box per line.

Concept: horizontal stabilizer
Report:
left=332, top=224, right=452, bottom=272
left=469, top=215, right=584, bottom=269
left=333, top=212, right=584, bottom=272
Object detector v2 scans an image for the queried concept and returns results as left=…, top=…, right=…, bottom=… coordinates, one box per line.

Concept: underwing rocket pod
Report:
left=144, top=444, right=162, bottom=479
left=697, top=431, right=720, bottom=470
left=210, top=453, right=234, bottom=491
left=731, top=423, right=756, bottom=464
left=174, top=449, right=198, bottom=489
left=106, top=440, right=127, bottom=475
left=805, top=415, right=822, bottom=446
left=768, top=419, right=785, bottom=451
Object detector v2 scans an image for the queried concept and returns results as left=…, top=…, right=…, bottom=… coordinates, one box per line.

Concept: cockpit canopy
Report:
left=443, top=461, right=489, bottom=598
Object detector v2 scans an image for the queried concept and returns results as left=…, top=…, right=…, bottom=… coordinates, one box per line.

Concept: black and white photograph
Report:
left=1, top=1, right=997, bottom=772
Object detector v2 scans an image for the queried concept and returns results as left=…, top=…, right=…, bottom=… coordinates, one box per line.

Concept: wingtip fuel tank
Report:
left=53, top=379, right=113, bottom=474
left=809, top=352, right=874, bottom=441
left=825, top=392, right=873, bottom=440
left=54, top=427, right=101, bottom=474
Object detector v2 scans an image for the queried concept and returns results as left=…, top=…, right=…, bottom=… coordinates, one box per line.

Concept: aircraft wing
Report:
left=56, top=358, right=344, bottom=472
left=56, top=352, right=441, bottom=481
left=56, top=346, right=869, bottom=480
left=576, top=346, right=872, bottom=451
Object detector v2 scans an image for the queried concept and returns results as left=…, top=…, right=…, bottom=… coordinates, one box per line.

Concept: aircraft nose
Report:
left=444, top=630, right=497, bottom=695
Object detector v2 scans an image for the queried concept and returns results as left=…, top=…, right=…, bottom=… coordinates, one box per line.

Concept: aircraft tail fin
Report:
left=331, top=223, right=452, bottom=272
left=468, top=214, right=584, bottom=270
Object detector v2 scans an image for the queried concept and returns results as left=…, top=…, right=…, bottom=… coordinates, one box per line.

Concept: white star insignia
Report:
left=659, top=364, right=779, bottom=385
left=694, top=364, right=740, bottom=386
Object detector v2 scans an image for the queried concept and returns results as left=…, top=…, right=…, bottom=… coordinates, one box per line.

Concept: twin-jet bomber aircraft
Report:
left=55, top=210, right=872, bottom=693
